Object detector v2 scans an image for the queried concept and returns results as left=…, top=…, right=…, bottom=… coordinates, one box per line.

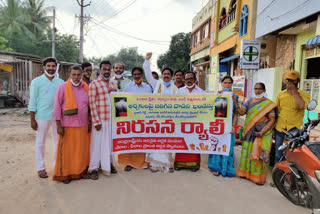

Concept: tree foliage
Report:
left=157, top=32, right=191, bottom=71
left=84, top=47, right=144, bottom=70
left=0, top=36, right=12, bottom=51
left=0, top=0, right=80, bottom=62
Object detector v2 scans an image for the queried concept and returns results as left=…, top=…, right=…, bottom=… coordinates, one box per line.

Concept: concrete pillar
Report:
left=214, top=0, right=220, bottom=45
left=316, top=14, right=320, bottom=36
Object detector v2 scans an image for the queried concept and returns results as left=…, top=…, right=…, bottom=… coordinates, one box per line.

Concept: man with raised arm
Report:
left=143, top=52, right=178, bottom=173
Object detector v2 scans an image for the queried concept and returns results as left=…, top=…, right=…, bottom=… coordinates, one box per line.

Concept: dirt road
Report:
left=0, top=115, right=310, bottom=214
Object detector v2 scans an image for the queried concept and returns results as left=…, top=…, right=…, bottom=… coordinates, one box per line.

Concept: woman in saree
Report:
left=208, top=76, right=239, bottom=177
left=235, top=82, right=276, bottom=185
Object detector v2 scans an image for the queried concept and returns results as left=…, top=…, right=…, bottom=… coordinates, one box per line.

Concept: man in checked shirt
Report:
left=88, top=60, right=118, bottom=180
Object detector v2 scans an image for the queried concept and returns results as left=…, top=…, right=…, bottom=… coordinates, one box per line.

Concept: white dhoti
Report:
left=89, top=119, right=114, bottom=175
left=35, top=120, right=59, bottom=171
left=146, top=153, right=173, bottom=172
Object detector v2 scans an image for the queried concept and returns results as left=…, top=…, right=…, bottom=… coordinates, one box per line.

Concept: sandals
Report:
left=111, top=165, right=118, bottom=174
left=168, top=168, right=174, bottom=173
left=256, top=182, right=265, bottom=186
left=124, top=165, right=133, bottom=171
left=211, top=170, right=220, bottom=176
left=81, top=173, right=91, bottom=179
left=190, top=168, right=199, bottom=172
left=150, top=169, right=159, bottom=173
left=63, top=180, right=71, bottom=184
left=37, top=170, right=48, bottom=178
left=89, top=171, right=99, bottom=180
left=174, top=167, right=181, bottom=171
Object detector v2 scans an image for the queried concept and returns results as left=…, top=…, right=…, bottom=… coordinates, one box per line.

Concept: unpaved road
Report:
left=0, top=115, right=310, bottom=214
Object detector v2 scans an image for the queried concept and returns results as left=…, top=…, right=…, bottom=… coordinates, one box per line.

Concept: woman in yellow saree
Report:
left=235, top=83, right=277, bottom=185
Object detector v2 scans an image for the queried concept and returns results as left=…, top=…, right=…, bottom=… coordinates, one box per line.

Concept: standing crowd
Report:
left=28, top=53, right=310, bottom=185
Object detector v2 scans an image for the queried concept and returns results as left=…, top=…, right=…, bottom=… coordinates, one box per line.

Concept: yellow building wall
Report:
left=295, top=30, right=315, bottom=74
left=209, top=0, right=256, bottom=91
left=235, top=0, right=256, bottom=54
left=210, top=0, right=256, bottom=56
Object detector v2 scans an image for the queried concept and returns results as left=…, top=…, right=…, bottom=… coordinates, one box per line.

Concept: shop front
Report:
left=301, top=41, right=320, bottom=111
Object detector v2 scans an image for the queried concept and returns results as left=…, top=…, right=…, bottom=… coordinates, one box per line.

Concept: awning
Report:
left=195, top=61, right=210, bottom=67
left=306, top=35, right=320, bottom=46
left=220, top=54, right=240, bottom=63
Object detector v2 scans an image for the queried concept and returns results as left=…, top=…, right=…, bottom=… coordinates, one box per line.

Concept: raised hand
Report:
left=145, top=52, right=152, bottom=60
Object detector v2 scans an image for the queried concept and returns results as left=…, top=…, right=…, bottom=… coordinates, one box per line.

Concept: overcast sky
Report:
left=45, top=0, right=209, bottom=70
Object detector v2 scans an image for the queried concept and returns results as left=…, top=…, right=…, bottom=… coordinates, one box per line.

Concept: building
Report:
left=190, top=0, right=213, bottom=90
left=209, top=0, right=262, bottom=95
left=256, top=0, right=320, bottom=110
left=0, top=51, right=75, bottom=105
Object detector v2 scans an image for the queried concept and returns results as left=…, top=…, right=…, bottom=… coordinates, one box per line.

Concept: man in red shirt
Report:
left=88, top=60, right=118, bottom=180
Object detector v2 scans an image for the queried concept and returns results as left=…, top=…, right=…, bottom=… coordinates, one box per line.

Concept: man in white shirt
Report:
left=111, top=62, right=131, bottom=92
left=175, top=71, right=203, bottom=172
left=118, top=67, right=152, bottom=171
left=143, top=53, right=178, bottom=95
left=143, top=52, right=178, bottom=173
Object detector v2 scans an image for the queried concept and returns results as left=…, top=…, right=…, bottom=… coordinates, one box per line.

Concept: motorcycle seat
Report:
left=305, top=141, right=320, bottom=160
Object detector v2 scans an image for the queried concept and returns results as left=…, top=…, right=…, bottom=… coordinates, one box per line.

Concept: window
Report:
left=239, top=4, right=248, bottom=37
left=219, top=8, right=227, bottom=30
left=228, top=0, right=236, bottom=23
left=196, top=31, right=200, bottom=44
left=213, top=1, right=217, bottom=17
left=202, top=23, right=209, bottom=39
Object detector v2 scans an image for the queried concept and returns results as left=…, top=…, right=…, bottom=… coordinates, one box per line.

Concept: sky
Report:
left=45, top=0, right=209, bottom=70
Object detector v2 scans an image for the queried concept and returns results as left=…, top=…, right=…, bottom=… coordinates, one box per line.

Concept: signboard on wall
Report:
left=240, top=40, right=260, bottom=70
left=232, top=76, right=245, bottom=101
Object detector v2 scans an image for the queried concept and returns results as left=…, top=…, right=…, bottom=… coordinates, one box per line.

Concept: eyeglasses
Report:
left=117, top=81, right=121, bottom=90
left=254, top=88, right=263, bottom=90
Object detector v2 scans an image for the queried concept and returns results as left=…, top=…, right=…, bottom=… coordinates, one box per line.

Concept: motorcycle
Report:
left=272, top=100, right=320, bottom=214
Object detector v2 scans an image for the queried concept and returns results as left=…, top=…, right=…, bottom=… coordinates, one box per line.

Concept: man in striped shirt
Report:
left=88, top=60, right=118, bottom=180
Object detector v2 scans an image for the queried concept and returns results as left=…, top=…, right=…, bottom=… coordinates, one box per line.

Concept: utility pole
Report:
left=52, top=8, right=56, bottom=58
left=77, top=0, right=91, bottom=63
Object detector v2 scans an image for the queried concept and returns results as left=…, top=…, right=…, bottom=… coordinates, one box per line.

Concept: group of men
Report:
left=28, top=52, right=310, bottom=184
left=29, top=52, right=203, bottom=183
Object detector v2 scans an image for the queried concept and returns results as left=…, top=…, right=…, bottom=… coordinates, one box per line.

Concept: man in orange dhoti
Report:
left=118, top=67, right=152, bottom=171
left=53, top=66, right=91, bottom=183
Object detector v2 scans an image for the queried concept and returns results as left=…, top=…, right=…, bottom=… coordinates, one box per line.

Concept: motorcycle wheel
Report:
left=272, top=168, right=313, bottom=208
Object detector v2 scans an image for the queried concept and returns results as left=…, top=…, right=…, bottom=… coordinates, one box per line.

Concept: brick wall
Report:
left=275, top=35, right=297, bottom=88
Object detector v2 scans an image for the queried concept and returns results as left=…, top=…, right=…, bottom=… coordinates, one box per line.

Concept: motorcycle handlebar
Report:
left=287, top=119, right=320, bottom=151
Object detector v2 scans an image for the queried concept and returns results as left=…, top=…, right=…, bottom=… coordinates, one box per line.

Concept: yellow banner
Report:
left=110, top=93, right=233, bottom=155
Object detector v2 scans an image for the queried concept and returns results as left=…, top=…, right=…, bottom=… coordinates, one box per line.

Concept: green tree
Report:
left=0, top=0, right=33, bottom=41
left=84, top=47, right=144, bottom=70
left=55, top=34, right=80, bottom=62
left=23, top=0, right=50, bottom=35
left=0, top=36, right=12, bottom=51
left=157, top=32, right=191, bottom=71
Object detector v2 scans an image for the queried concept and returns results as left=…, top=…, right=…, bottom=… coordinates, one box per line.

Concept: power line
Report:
left=90, top=17, right=170, bottom=45
left=257, top=0, right=276, bottom=16
left=88, top=0, right=138, bottom=31
left=270, top=0, right=311, bottom=20
left=109, top=0, right=172, bottom=27
left=76, top=0, right=91, bottom=63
